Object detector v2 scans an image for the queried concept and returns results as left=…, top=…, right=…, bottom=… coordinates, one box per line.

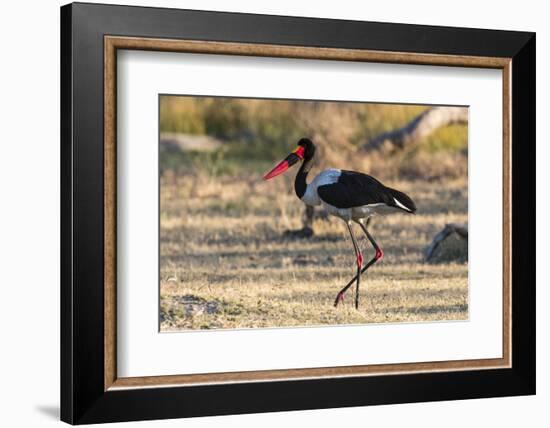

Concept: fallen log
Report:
left=363, top=106, right=468, bottom=151
left=425, top=223, right=468, bottom=261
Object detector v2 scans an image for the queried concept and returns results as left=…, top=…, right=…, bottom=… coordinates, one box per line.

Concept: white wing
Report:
left=300, top=169, right=341, bottom=206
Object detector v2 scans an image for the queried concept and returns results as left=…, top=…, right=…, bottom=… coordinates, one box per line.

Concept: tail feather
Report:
left=387, top=188, right=416, bottom=213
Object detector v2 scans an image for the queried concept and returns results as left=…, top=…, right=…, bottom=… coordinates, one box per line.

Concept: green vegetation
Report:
left=159, top=96, right=468, bottom=180
left=424, top=124, right=469, bottom=153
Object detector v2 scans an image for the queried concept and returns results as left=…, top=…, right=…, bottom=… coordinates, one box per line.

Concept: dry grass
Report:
left=159, top=173, right=468, bottom=331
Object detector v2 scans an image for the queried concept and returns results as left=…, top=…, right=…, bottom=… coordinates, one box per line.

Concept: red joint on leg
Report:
left=357, top=252, right=363, bottom=268
left=375, top=248, right=384, bottom=261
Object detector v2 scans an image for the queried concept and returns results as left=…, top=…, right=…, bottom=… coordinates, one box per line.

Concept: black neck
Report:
left=294, top=157, right=314, bottom=199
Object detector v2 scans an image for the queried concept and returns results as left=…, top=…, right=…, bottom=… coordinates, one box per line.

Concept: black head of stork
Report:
left=263, top=138, right=315, bottom=180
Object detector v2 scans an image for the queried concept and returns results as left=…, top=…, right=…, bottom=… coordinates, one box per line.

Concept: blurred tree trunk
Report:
left=284, top=205, right=322, bottom=239
left=362, top=106, right=468, bottom=151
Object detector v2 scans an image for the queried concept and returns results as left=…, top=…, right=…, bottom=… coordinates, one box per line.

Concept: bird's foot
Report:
left=334, top=291, right=345, bottom=307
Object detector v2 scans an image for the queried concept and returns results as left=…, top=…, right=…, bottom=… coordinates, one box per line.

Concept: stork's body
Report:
left=298, top=168, right=415, bottom=219
left=264, top=138, right=416, bottom=309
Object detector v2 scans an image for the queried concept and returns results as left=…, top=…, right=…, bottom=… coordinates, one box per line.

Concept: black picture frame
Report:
left=61, top=2, right=535, bottom=424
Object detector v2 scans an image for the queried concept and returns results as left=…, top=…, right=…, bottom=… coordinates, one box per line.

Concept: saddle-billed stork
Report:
left=263, top=138, right=416, bottom=309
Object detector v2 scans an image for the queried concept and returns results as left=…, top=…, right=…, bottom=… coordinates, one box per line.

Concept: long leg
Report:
left=334, top=221, right=363, bottom=309
left=334, top=218, right=383, bottom=308
left=357, top=218, right=384, bottom=263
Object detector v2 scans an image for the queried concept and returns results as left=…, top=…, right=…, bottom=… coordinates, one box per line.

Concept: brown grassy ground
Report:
left=160, top=173, right=468, bottom=331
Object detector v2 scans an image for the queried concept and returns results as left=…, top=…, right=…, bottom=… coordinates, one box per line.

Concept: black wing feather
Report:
left=317, top=170, right=416, bottom=213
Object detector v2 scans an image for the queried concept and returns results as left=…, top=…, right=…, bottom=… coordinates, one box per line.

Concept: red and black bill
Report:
left=263, top=146, right=305, bottom=180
